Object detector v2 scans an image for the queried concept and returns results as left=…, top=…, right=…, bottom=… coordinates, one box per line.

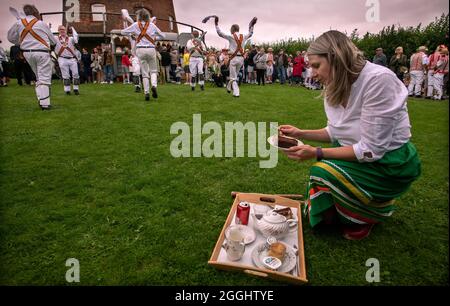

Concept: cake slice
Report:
left=277, top=135, right=298, bottom=148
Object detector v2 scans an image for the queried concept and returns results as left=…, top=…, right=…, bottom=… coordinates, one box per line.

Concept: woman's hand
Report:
left=284, top=145, right=317, bottom=161
left=279, top=125, right=302, bottom=139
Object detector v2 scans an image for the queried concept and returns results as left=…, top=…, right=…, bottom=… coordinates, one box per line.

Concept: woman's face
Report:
left=308, top=54, right=331, bottom=84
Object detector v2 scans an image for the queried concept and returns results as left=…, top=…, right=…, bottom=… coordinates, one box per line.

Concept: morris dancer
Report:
left=7, top=4, right=57, bottom=110
left=408, top=46, right=428, bottom=98
left=186, top=31, right=207, bottom=91
left=426, top=45, right=445, bottom=99
left=213, top=16, right=257, bottom=97
left=55, top=25, right=80, bottom=95
left=118, top=9, right=165, bottom=101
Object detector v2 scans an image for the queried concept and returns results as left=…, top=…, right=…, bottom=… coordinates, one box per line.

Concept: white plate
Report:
left=251, top=242, right=297, bottom=273
left=267, top=135, right=303, bottom=151
left=225, top=225, right=256, bottom=245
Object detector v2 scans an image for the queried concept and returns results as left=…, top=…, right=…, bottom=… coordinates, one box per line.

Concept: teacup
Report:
left=223, top=225, right=246, bottom=261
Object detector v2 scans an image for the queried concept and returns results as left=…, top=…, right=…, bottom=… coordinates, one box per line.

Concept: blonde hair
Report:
left=395, top=46, right=403, bottom=54
left=307, top=30, right=366, bottom=107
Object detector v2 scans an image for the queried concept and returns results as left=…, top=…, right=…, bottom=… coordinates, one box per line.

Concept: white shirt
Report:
left=186, top=38, right=206, bottom=58
left=215, top=26, right=253, bottom=55
left=55, top=28, right=78, bottom=58
left=121, top=21, right=165, bottom=47
left=7, top=16, right=57, bottom=50
left=324, top=61, right=411, bottom=163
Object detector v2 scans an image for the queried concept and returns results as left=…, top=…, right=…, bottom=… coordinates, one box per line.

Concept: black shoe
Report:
left=151, top=87, right=158, bottom=98
left=74, top=90, right=79, bottom=95
left=145, top=93, right=150, bottom=101
left=233, top=95, right=240, bottom=98
left=200, top=85, right=204, bottom=91
left=65, top=91, right=71, bottom=95
left=135, top=86, right=141, bottom=93
left=191, top=86, right=195, bottom=91
left=425, top=96, right=432, bottom=99
left=227, top=89, right=231, bottom=94
left=415, top=95, right=422, bottom=98
left=40, top=105, right=51, bottom=111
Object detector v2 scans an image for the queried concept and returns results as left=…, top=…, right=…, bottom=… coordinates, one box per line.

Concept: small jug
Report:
left=223, top=225, right=246, bottom=261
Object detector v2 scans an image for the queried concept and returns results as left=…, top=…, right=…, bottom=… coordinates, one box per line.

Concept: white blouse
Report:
left=325, top=61, right=412, bottom=163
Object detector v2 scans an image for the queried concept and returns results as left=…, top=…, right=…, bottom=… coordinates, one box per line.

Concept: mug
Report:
left=223, top=226, right=246, bottom=261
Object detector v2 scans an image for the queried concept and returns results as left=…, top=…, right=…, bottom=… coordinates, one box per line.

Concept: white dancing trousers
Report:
left=136, top=47, right=158, bottom=93
left=229, top=56, right=244, bottom=96
left=408, top=70, right=424, bottom=96
left=433, top=73, right=445, bottom=99
left=58, top=57, right=79, bottom=92
left=427, top=70, right=436, bottom=97
left=189, top=57, right=204, bottom=87
left=23, top=51, right=52, bottom=107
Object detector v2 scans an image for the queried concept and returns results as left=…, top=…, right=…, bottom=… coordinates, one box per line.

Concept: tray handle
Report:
left=231, top=191, right=304, bottom=201
left=244, top=269, right=268, bottom=278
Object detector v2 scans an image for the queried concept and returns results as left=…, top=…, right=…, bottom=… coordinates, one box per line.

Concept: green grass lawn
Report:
left=0, top=81, right=448, bottom=285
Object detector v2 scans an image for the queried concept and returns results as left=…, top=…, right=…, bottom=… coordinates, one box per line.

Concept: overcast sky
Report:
left=1, top=0, right=448, bottom=50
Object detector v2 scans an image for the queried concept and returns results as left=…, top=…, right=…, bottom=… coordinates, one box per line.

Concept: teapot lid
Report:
left=263, top=211, right=286, bottom=223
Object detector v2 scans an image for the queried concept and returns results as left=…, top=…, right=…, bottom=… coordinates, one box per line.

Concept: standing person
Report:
left=7, top=4, right=57, bottom=110
left=266, top=47, right=274, bottom=84
left=174, top=62, right=184, bottom=84
left=160, top=46, right=171, bottom=83
left=276, top=49, right=288, bottom=84
left=219, top=49, right=230, bottom=86
left=0, top=40, right=9, bottom=86
left=118, top=8, right=165, bottom=101
left=130, top=54, right=142, bottom=92
left=121, top=49, right=131, bottom=84
left=170, top=46, right=179, bottom=81
left=247, top=45, right=257, bottom=84
left=292, top=51, right=305, bottom=85
left=81, top=48, right=91, bottom=83
left=431, top=47, right=448, bottom=100
left=280, top=30, right=421, bottom=240
left=55, top=25, right=80, bottom=95
left=426, top=45, right=444, bottom=99
left=102, top=46, right=114, bottom=84
left=182, top=48, right=191, bottom=85
left=408, top=46, right=428, bottom=98
left=214, top=16, right=257, bottom=97
left=186, top=30, right=207, bottom=91
left=286, top=55, right=294, bottom=84
left=91, top=47, right=102, bottom=83
left=389, top=46, right=408, bottom=81
left=372, top=48, right=387, bottom=66
left=10, top=45, right=29, bottom=85
left=253, top=46, right=267, bottom=85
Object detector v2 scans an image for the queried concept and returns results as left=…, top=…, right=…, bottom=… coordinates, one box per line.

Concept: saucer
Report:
left=251, top=241, right=297, bottom=273
left=225, top=225, right=256, bottom=245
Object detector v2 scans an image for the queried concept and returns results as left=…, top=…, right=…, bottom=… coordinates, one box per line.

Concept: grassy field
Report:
left=0, top=81, right=448, bottom=285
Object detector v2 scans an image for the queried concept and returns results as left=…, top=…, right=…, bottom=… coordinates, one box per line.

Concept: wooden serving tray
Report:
left=208, top=192, right=308, bottom=285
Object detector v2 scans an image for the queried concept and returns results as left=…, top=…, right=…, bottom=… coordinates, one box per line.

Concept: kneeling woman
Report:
left=280, top=31, right=421, bottom=240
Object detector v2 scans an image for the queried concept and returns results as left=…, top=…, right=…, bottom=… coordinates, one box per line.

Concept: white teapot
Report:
left=251, top=210, right=298, bottom=239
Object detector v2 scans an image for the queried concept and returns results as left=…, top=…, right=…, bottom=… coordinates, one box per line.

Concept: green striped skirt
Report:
left=305, top=142, right=421, bottom=227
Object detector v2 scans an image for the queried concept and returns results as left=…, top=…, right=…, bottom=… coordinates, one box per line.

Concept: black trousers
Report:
left=256, top=69, right=266, bottom=85
left=14, top=60, right=33, bottom=85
